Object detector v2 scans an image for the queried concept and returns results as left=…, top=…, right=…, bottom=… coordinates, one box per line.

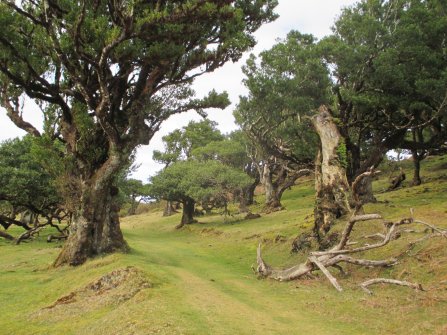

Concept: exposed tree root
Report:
left=256, top=210, right=446, bottom=292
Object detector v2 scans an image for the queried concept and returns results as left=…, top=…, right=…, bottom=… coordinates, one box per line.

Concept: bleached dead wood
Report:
left=309, top=256, right=343, bottom=292
left=413, top=220, right=447, bottom=238
left=360, top=278, right=424, bottom=295
left=256, top=209, right=445, bottom=292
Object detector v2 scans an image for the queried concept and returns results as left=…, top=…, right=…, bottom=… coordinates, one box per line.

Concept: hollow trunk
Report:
left=312, top=106, right=351, bottom=241
left=54, top=157, right=128, bottom=267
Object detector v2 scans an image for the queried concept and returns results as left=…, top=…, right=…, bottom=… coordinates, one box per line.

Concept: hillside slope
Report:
left=0, top=156, right=446, bottom=334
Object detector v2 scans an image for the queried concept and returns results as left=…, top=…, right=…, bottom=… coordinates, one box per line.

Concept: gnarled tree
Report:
left=319, top=0, right=447, bottom=183
left=0, top=0, right=277, bottom=266
left=235, top=31, right=327, bottom=211
left=312, top=106, right=351, bottom=241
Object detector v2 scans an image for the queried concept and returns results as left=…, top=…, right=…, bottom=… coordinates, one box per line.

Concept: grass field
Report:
left=1, top=156, right=446, bottom=334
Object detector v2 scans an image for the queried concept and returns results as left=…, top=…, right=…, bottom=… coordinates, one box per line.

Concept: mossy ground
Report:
left=1, top=156, right=446, bottom=334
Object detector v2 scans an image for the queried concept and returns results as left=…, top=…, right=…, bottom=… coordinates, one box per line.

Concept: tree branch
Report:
left=360, top=278, right=424, bottom=295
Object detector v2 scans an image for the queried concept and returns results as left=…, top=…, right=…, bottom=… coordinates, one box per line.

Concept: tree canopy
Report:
left=0, top=136, right=65, bottom=233
left=0, top=0, right=278, bottom=265
left=319, top=0, right=447, bottom=179
left=153, top=119, right=224, bottom=166
left=150, top=160, right=253, bottom=226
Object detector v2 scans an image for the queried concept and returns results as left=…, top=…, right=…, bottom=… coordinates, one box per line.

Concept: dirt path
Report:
left=127, top=226, right=342, bottom=335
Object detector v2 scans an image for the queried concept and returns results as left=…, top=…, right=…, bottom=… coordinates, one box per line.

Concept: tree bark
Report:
left=0, top=229, right=14, bottom=240
left=411, top=149, right=422, bottom=186
left=262, top=162, right=279, bottom=210
left=176, top=198, right=196, bottom=229
left=54, top=156, right=128, bottom=267
left=238, top=176, right=259, bottom=213
left=245, top=178, right=258, bottom=206
left=312, top=106, right=351, bottom=240
left=163, top=201, right=176, bottom=217
left=352, top=171, right=377, bottom=205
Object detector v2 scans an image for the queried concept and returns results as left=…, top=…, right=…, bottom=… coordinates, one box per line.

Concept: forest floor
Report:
left=1, top=155, right=447, bottom=335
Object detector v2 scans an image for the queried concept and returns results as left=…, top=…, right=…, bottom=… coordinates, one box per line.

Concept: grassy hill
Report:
left=1, top=155, right=446, bottom=335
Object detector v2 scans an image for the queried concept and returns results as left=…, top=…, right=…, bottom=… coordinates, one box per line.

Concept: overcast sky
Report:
left=0, top=0, right=358, bottom=181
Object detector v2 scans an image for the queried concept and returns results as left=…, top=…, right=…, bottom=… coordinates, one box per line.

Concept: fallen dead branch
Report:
left=360, top=278, right=424, bottom=295
left=256, top=209, right=446, bottom=292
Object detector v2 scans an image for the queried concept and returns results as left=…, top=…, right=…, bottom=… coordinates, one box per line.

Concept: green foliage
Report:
left=0, top=136, right=61, bottom=213
left=191, top=138, right=248, bottom=169
left=153, top=120, right=225, bottom=166
left=0, top=0, right=278, bottom=196
left=318, top=0, right=447, bottom=176
left=181, top=120, right=225, bottom=158
left=235, top=30, right=328, bottom=164
left=336, top=139, right=348, bottom=169
left=120, top=179, right=151, bottom=202
left=150, top=160, right=253, bottom=204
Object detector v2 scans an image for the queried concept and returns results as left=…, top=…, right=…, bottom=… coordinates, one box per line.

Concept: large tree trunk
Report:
left=245, top=178, right=258, bottom=206
left=411, top=150, right=422, bottom=186
left=346, top=140, right=361, bottom=183
left=262, top=163, right=283, bottom=212
left=238, top=176, right=259, bottom=213
left=176, top=198, right=196, bottom=229
left=312, top=106, right=351, bottom=241
left=54, top=156, right=128, bottom=267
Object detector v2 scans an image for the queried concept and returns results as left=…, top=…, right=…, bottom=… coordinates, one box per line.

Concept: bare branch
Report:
left=413, top=219, right=447, bottom=238
left=309, top=256, right=343, bottom=292
left=0, top=86, right=41, bottom=137
left=256, top=211, right=444, bottom=292
left=360, top=278, right=424, bottom=295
